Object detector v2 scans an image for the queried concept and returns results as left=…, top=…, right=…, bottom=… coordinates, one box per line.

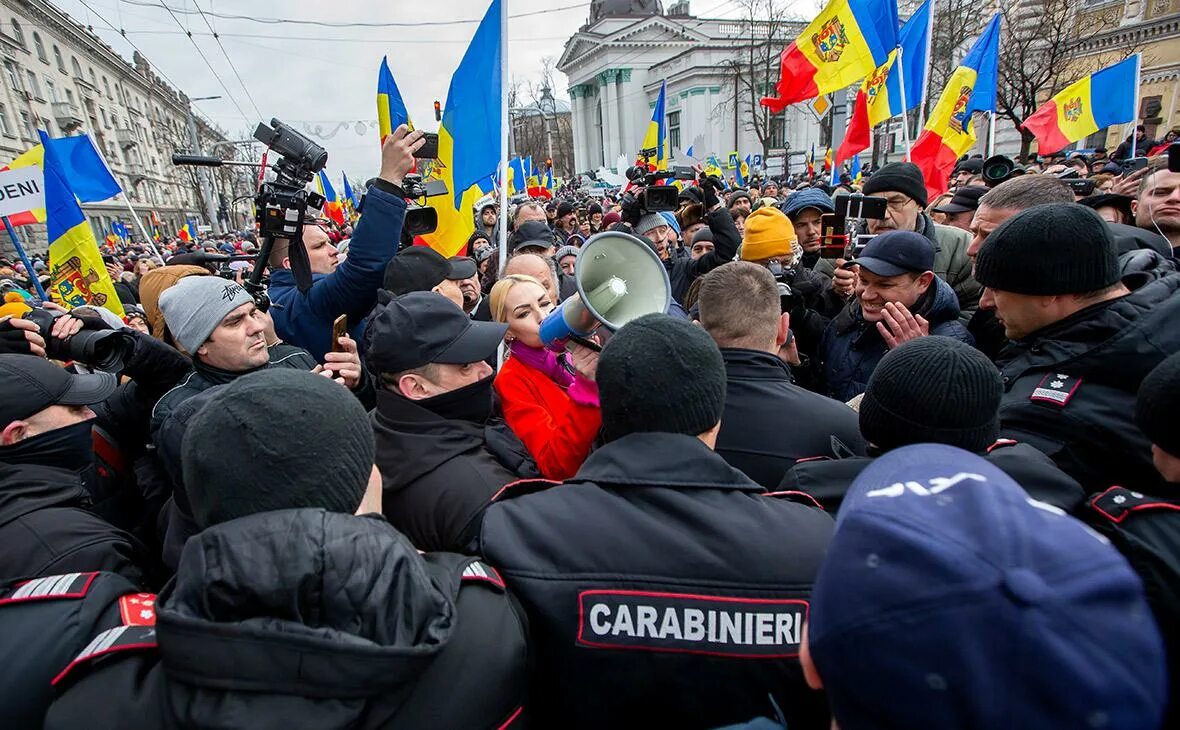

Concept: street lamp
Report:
left=185, top=95, right=223, bottom=235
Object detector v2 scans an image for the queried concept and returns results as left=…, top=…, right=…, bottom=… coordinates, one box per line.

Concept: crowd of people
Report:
left=1, top=119, right=1179, bottom=729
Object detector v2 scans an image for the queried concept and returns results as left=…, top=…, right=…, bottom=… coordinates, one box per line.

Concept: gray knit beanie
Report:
left=159, top=276, right=255, bottom=354
left=635, top=213, right=667, bottom=236
left=182, top=369, right=374, bottom=529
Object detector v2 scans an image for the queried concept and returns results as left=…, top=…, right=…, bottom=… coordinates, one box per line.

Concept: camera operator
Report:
left=266, top=125, right=424, bottom=362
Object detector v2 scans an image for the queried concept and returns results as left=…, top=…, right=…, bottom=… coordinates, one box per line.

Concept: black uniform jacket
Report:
left=715, top=348, right=866, bottom=487
left=46, top=509, right=529, bottom=730
left=995, top=274, right=1180, bottom=492
left=474, top=432, right=835, bottom=730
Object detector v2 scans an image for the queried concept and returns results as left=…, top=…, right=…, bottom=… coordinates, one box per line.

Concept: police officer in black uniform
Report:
left=471, top=313, right=834, bottom=729
left=975, top=203, right=1180, bottom=492
left=48, top=370, right=528, bottom=729
left=781, top=337, right=1085, bottom=514
left=1082, top=351, right=1180, bottom=727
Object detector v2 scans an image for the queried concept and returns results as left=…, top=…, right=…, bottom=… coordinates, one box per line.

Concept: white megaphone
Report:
left=539, top=230, right=672, bottom=351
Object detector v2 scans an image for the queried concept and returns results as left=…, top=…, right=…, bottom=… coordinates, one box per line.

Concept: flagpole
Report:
left=497, top=0, right=509, bottom=367
left=3, top=216, right=48, bottom=300
left=896, top=46, right=913, bottom=161
left=1130, top=53, right=1142, bottom=158
left=918, top=0, right=935, bottom=131
left=987, top=111, right=997, bottom=157
left=117, top=195, right=164, bottom=261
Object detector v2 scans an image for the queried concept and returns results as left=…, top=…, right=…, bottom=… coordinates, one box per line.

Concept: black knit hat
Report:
left=182, top=369, right=374, bottom=529
left=860, top=337, right=1003, bottom=453
left=1137, top=351, right=1180, bottom=458
left=974, top=203, right=1120, bottom=296
left=861, top=162, right=928, bottom=207
left=597, top=313, right=725, bottom=442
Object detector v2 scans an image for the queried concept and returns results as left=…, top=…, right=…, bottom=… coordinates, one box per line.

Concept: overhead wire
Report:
left=152, top=0, right=253, bottom=127
left=189, top=0, right=263, bottom=118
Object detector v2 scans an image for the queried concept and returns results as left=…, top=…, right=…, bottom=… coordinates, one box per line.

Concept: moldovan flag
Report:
left=1021, top=55, right=1139, bottom=156
left=638, top=80, right=669, bottom=172
left=420, top=0, right=501, bottom=257
left=377, top=56, right=412, bottom=143
left=1, top=134, right=121, bottom=225
left=317, top=170, right=346, bottom=225
left=761, top=0, right=898, bottom=112
left=910, top=14, right=1001, bottom=200
left=508, top=156, right=527, bottom=195
left=836, top=0, right=932, bottom=165
left=39, top=130, right=123, bottom=316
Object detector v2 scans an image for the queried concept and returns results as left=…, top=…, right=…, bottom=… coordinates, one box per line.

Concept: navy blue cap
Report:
left=809, top=444, right=1167, bottom=730
left=778, top=188, right=835, bottom=219
left=845, top=230, right=935, bottom=277
left=364, top=291, right=507, bottom=373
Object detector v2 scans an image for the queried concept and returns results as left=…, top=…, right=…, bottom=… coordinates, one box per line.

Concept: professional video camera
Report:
left=617, top=147, right=695, bottom=225
left=22, top=307, right=137, bottom=371
left=1056, top=168, right=1095, bottom=196
left=395, top=172, right=449, bottom=240
left=818, top=193, right=888, bottom=261
left=981, top=155, right=1026, bottom=187
left=173, top=118, right=328, bottom=310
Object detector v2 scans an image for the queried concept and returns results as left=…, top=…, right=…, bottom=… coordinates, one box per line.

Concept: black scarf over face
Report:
left=419, top=374, right=495, bottom=424
left=0, top=419, right=96, bottom=488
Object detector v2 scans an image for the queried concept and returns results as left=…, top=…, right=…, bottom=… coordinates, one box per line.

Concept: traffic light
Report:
left=433, top=100, right=442, bottom=122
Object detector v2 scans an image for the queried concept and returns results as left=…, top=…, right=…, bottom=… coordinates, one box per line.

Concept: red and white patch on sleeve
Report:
left=118, top=593, right=157, bottom=626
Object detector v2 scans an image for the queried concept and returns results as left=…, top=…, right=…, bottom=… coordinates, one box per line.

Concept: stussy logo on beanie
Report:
left=221, top=283, right=246, bottom=301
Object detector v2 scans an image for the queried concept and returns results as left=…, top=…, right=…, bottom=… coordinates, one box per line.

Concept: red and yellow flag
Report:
left=1021, top=55, right=1139, bottom=156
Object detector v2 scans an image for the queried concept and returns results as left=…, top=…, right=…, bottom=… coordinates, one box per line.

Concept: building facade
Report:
left=0, top=0, right=248, bottom=256
left=558, top=0, right=824, bottom=178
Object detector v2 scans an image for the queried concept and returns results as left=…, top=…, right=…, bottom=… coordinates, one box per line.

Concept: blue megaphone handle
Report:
left=539, top=299, right=595, bottom=350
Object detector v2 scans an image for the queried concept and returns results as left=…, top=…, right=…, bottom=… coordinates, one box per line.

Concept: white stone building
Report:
left=558, top=0, right=828, bottom=178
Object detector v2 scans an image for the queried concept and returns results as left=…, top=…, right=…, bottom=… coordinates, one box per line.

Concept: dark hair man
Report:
left=861, top=162, right=979, bottom=318
left=975, top=203, right=1180, bottom=492
left=47, top=369, right=529, bottom=729
left=699, top=263, right=865, bottom=486
left=1113, top=124, right=1154, bottom=160
left=950, top=157, right=982, bottom=189
left=779, top=188, right=836, bottom=274
left=1135, top=157, right=1180, bottom=252
left=472, top=313, right=834, bottom=729
left=267, top=125, right=423, bottom=361
left=931, top=185, right=986, bottom=233
left=802, top=444, right=1166, bottom=730
left=782, top=336, right=1083, bottom=514
left=477, top=201, right=498, bottom=241
left=818, top=230, right=973, bottom=402
left=0, top=355, right=148, bottom=584
left=365, top=292, right=538, bottom=551
left=727, top=189, right=753, bottom=216
left=1080, top=351, right=1180, bottom=726
left=382, top=246, right=475, bottom=310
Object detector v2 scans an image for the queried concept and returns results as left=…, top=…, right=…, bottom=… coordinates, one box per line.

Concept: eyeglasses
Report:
left=884, top=196, right=913, bottom=211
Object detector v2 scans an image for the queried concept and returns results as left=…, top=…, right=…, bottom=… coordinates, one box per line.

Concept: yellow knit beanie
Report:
left=740, top=206, right=796, bottom=261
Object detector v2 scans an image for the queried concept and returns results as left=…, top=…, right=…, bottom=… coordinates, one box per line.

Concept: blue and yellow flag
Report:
left=40, top=130, right=123, bottom=316
left=638, top=80, right=669, bottom=172
left=545, top=166, right=554, bottom=191
left=421, top=0, right=502, bottom=257
left=316, top=170, right=345, bottom=225
left=508, top=157, right=527, bottom=195
left=1022, top=55, right=1139, bottom=155
left=341, top=171, right=359, bottom=220
left=377, top=56, right=412, bottom=144
left=850, top=155, right=862, bottom=184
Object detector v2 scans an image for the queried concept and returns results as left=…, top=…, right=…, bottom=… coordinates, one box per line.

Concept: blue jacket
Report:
left=268, top=186, right=407, bottom=361
left=818, top=277, right=973, bottom=402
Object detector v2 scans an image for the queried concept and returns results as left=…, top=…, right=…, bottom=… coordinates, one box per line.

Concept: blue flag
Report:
left=446, top=0, right=502, bottom=208
left=885, top=0, right=932, bottom=114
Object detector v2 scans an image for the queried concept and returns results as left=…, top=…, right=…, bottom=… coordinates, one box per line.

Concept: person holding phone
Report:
left=266, top=125, right=424, bottom=362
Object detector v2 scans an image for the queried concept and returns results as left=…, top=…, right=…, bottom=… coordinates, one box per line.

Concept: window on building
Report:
left=71, top=57, right=82, bottom=78
left=767, top=112, right=786, bottom=150
left=103, top=76, right=110, bottom=98
left=88, top=69, right=97, bottom=88
left=0, top=104, right=12, bottom=136
left=25, top=70, right=40, bottom=98
left=32, top=32, right=45, bottom=62
left=3, top=61, right=21, bottom=92
left=667, top=110, right=681, bottom=151
left=100, top=108, right=108, bottom=127
left=41, top=117, right=54, bottom=137
left=53, top=45, right=64, bottom=72
left=10, top=19, right=24, bottom=46
left=65, top=88, right=74, bottom=105
left=18, top=110, right=33, bottom=139
left=44, top=77, right=57, bottom=102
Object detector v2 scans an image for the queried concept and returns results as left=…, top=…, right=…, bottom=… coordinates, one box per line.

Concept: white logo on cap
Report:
left=866, top=472, right=986, bottom=499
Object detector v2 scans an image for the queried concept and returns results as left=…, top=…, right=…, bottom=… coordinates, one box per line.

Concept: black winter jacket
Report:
left=0, top=461, right=148, bottom=585
left=46, top=509, right=529, bottom=730
left=715, top=348, right=865, bottom=487
left=780, top=440, right=1086, bottom=515
left=667, top=205, right=741, bottom=304
left=474, top=432, right=834, bottom=729
left=818, top=277, right=973, bottom=402
left=995, top=274, right=1180, bottom=492
left=372, top=389, right=539, bottom=552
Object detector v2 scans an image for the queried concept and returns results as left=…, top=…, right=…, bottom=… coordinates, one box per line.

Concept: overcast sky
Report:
left=53, top=0, right=799, bottom=182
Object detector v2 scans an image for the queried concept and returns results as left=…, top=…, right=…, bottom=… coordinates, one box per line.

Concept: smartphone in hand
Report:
left=331, top=314, right=348, bottom=352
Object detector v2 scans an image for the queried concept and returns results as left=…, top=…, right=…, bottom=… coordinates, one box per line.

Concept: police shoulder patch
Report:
left=1088, top=486, right=1180, bottom=524
left=461, top=560, right=506, bottom=590
left=118, top=593, right=158, bottom=626
left=1030, top=372, right=1082, bottom=407
left=0, top=572, right=98, bottom=605
left=489, top=478, right=562, bottom=503
left=51, top=625, right=158, bottom=686
left=578, top=589, right=808, bottom=658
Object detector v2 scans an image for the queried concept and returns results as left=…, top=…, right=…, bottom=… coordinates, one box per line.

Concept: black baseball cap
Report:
left=933, top=186, right=988, bottom=215
left=0, top=354, right=116, bottom=425
left=364, top=291, right=507, bottom=374
left=845, top=230, right=935, bottom=277
left=511, top=220, right=555, bottom=253
left=953, top=158, right=983, bottom=175
left=383, top=247, right=476, bottom=295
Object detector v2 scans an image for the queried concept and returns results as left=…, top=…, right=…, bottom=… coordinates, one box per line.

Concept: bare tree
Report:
left=511, top=57, right=576, bottom=176
left=996, top=0, right=1140, bottom=158
left=722, top=0, right=797, bottom=157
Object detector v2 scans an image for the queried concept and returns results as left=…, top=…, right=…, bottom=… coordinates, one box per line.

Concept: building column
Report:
left=597, top=70, right=617, bottom=169
left=615, top=69, right=634, bottom=159
left=569, top=86, right=585, bottom=173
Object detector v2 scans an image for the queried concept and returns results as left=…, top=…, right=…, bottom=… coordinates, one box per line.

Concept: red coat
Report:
left=494, top=355, right=601, bottom=480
